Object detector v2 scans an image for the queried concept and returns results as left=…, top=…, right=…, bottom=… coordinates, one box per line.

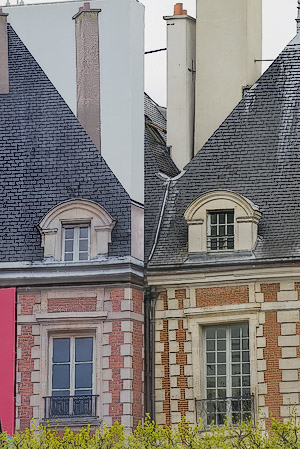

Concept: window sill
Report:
left=186, top=250, right=254, bottom=263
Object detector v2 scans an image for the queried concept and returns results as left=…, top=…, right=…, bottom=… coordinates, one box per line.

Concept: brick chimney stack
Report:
left=0, top=9, right=9, bottom=95
left=72, top=3, right=102, bottom=151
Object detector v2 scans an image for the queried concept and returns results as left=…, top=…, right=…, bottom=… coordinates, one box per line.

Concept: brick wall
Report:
left=17, top=286, right=144, bottom=432
left=196, top=285, right=249, bottom=307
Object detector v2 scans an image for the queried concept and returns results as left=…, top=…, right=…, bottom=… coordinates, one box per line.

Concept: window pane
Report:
left=242, top=363, right=250, bottom=374
left=232, top=364, right=241, bottom=375
left=206, top=328, right=216, bottom=339
left=52, top=390, right=70, bottom=397
left=217, top=340, right=226, bottom=351
left=232, top=376, right=241, bottom=388
left=217, top=328, right=226, bottom=339
left=227, top=238, right=234, bottom=249
left=53, top=338, right=70, bottom=363
left=207, top=377, right=216, bottom=388
left=75, top=338, right=93, bottom=362
left=227, top=212, right=234, bottom=224
left=79, top=252, right=89, bottom=261
left=231, top=339, right=240, bottom=350
left=75, top=389, right=92, bottom=396
left=79, top=240, right=88, bottom=252
left=52, top=364, right=70, bottom=389
left=80, top=227, right=89, bottom=238
left=65, top=240, right=74, bottom=252
left=217, top=377, right=226, bottom=387
left=65, top=228, right=74, bottom=239
left=207, top=365, right=215, bottom=375
left=227, top=225, right=234, bottom=236
left=242, top=325, right=249, bottom=337
left=75, top=363, right=93, bottom=389
left=232, top=351, right=240, bottom=362
left=217, top=352, right=226, bottom=363
left=210, top=226, right=217, bottom=237
left=219, top=226, right=225, bottom=237
left=217, top=364, right=226, bottom=375
left=207, top=353, right=215, bottom=363
left=231, top=327, right=240, bottom=338
left=242, top=352, right=249, bottom=362
left=64, top=253, right=73, bottom=261
left=207, top=340, right=215, bottom=351
left=219, top=213, right=225, bottom=224
left=242, top=339, right=249, bottom=350
left=210, top=213, right=217, bottom=225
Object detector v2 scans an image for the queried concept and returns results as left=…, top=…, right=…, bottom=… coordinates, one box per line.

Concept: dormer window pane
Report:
left=208, top=210, right=234, bottom=251
left=63, top=226, right=90, bottom=262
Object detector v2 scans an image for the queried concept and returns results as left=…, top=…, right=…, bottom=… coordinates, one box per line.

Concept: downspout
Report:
left=146, top=176, right=171, bottom=419
left=144, top=287, right=151, bottom=416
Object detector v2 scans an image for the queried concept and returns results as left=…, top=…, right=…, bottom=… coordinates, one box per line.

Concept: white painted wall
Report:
left=194, top=0, right=262, bottom=154
left=5, top=0, right=144, bottom=204
left=165, top=14, right=196, bottom=171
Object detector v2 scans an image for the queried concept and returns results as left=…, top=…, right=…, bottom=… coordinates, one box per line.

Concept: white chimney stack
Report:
left=0, top=9, right=9, bottom=95
left=194, top=0, right=262, bottom=154
left=164, top=3, right=196, bottom=171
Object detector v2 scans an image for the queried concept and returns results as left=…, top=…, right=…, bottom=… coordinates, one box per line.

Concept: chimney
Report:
left=164, top=4, right=196, bottom=170
left=194, top=0, right=262, bottom=154
left=73, top=3, right=102, bottom=151
left=0, top=9, right=9, bottom=95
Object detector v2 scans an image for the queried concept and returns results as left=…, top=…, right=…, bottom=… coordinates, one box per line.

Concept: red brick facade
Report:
left=47, top=297, right=97, bottom=313
left=196, top=285, right=249, bottom=307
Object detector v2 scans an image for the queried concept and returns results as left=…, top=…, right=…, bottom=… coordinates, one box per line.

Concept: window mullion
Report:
left=74, top=227, right=79, bottom=261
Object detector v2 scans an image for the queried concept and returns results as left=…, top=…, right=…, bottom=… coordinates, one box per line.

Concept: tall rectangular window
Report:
left=47, top=336, right=95, bottom=418
left=63, top=225, right=90, bottom=261
left=207, top=210, right=234, bottom=251
left=204, top=324, right=251, bottom=426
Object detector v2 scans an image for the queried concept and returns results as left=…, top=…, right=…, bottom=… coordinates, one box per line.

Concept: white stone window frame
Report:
left=38, top=199, right=116, bottom=262
left=38, top=320, right=103, bottom=426
left=184, top=190, right=261, bottom=253
left=62, top=224, right=91, bottom=262
left=49, top=332, right=96, bottom=397
left=186, top=310, right=259, bottom=414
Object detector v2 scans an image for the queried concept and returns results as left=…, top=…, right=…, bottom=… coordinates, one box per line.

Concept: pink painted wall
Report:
left=0, top=288, right=16, bottom=435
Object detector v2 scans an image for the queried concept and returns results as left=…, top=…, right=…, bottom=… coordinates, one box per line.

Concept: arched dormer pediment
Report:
left=39, top=199, right=116, bottom=261
left=184, top=190, right=261, bottom=253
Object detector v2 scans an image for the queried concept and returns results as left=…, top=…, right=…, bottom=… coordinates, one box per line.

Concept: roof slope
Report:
left=147, top=36, right=300, bottom=268
left=0, top=26, right=131, bottom=262
left=144, top=93, right=179, bottom=260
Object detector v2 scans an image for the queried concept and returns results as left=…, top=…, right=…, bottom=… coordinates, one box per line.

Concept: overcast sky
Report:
left=1, top=0, right=299, bottom=105
left=142, top=0, right=298, bottom=105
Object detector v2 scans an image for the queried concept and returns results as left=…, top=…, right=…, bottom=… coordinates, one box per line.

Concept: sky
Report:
left=1, top=0, right=299, bottom=105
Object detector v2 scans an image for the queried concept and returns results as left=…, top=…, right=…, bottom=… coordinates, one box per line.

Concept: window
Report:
left=184, top=191, right=261, bottom=254
left=63, top=225, right=90, bottom=262
left=39, top=199, right=116, bottom=261
left=207, top=210, right=234, bottom=251
left=197, top=324, right=252, bottom=428
left=45, top=336, right=97, bottom=419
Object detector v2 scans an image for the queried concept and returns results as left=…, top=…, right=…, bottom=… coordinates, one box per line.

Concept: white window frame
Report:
left=203, top=323, right=250, bottom=400
left=49, top=333, right=95, bottom=397
left=62, top=224, right=90, bottom=262
left=207, top=210, right=234, bottom=252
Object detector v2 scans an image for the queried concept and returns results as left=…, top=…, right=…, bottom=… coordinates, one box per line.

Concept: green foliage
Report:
left=2, top=413, right=300, bottom=448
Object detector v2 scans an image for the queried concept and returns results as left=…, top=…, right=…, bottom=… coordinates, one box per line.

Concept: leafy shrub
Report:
left=1, top=413, right=300, bottom=448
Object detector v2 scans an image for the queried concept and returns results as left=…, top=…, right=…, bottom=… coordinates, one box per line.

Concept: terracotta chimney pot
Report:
left=182, top=9, right=187, bottom=15
left=174, top=3, right=183, bottom=15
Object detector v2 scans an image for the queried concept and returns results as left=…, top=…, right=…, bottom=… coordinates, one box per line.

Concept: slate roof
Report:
left=0, top=25, right=131, bottom=263
left=144, top=93, right=180, bottom=261
left=146, top=33, right=300, bottom=269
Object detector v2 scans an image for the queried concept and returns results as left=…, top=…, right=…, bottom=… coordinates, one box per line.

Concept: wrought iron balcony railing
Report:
left=195, top=395, right=255, bottom=429
left=44, top=395, right=98, bottom=420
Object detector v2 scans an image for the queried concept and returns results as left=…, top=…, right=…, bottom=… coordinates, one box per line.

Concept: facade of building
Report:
left=0, top=9, right=144, bottom=434
left=145, top=1, right=300, bottom=430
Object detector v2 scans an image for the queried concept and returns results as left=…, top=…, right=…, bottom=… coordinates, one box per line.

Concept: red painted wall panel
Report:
left=0, top=288, right=16, bottom=435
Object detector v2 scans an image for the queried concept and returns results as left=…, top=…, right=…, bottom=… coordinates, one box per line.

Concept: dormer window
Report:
left=38, top=200, right=116, bottom=262
left=208, top=210, right=234, bottom=251
left=184, top=191, right=261, bottom=254
left=63, top=225, right=90, bottom=262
